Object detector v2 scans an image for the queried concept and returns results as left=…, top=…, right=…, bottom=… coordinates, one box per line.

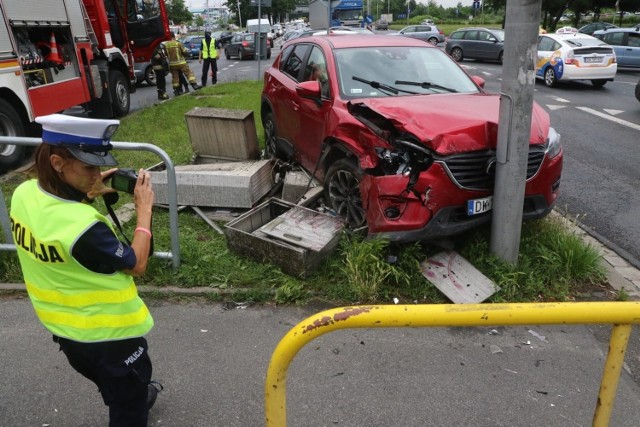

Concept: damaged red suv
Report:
left=261, top=35, right=562, bottom=242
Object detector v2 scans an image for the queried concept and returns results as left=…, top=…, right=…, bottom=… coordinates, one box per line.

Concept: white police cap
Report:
left=36, top=114, right=119, bottom=166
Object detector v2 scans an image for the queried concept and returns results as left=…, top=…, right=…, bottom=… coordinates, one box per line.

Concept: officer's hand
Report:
left=133, top=169, right=154, bottom=216
left=199, top=58, right=202, bottom=63
left=87, top=168, right=117, bottom=199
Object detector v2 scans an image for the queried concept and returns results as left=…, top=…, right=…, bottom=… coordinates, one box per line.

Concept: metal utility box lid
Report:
left=224, top=198, right=344, bottom=277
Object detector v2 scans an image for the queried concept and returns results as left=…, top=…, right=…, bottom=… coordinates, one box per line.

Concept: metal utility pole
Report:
left=490, top=0, right=541, bottom=264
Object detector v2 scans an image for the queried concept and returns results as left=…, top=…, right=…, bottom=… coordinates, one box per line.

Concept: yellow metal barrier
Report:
left=265, top=302, right=640, bottom=426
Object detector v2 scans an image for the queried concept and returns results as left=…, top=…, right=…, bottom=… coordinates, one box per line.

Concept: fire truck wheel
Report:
left=110, top=70, right=130, bottom=118
left=0, top=99, right=27, bottom=172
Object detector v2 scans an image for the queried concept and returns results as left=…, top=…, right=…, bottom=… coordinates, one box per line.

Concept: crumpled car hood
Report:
left=353, top=93, right=550, bottom=155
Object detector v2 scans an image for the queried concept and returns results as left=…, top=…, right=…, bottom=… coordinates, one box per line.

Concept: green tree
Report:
left=166, top=0, right=193, bottom=25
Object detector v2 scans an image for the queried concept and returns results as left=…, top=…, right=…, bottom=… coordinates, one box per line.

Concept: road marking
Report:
left=482, top=71, right=492, bottom=76
left=552, top=97, right=571, bottom=103
left=603, top=109, right=624, bottom=116
left=576, top=106, right=640, bottom=131
left=547, top=105, right=567, bottom=111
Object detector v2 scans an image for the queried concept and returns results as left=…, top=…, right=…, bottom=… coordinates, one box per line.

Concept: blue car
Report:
left=593, top=27, right=640, bottom=68
left=180, top=35, right=204, bottom=59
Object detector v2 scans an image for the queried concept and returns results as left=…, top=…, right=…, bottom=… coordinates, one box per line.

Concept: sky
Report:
left=185, top=0, right=465, bottom=10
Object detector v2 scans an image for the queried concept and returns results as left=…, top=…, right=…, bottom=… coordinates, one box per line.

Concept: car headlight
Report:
left=545, top=127, right=561, bottom=159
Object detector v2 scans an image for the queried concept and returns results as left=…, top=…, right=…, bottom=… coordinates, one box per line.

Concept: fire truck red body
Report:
left=0, top=0, right=170, bottom=170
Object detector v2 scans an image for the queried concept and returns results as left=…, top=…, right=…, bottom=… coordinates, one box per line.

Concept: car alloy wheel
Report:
left=428, top=37, right=439, bottom=45
left=262, top=111, right=278, bottom=158
left=544, top=67, right=556, bottom=87
left=324, top=158, right=367, bottom=229
left=451, top=47, right=463, bottom=62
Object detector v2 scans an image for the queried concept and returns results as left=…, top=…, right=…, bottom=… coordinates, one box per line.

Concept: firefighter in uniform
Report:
left=164, top=32, right=199, bottom=96
left=151, top=42, right=169, bottom=100
left=198, top=31, right=221, bottom=87
left=11, top=114, right=161, bottom=426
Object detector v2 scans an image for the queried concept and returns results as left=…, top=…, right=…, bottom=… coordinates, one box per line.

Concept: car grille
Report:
left=439, top=146, right=546, bottom=190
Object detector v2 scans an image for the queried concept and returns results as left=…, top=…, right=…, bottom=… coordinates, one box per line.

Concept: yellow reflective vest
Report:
left=10, top=179, right=153, bottom=342
left=201, top=39, right=218, bottom=59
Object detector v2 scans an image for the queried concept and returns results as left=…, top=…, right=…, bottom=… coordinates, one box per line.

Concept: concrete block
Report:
left=150, top=161, right=273, bottom=208
left=184, top=107, right=259, bottom=160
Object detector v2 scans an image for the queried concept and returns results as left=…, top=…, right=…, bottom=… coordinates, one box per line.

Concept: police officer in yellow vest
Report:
left=10, top=114, right=161, bottom=426
left=164, top=32, right=199, bottom=95
left=199, top=30, right=221, bottom=87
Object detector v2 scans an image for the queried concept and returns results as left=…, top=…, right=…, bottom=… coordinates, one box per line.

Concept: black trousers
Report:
left=201, top=58, right=218, bottom=86
left=153, top=67, right=166, bottom=93
left=54, top=335, right=153, bottom=427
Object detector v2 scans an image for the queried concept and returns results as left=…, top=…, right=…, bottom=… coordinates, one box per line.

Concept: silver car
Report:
left=391, top=25, right=445, bottom=45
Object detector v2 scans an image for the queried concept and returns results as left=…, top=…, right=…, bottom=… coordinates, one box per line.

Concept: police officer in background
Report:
left=151, top=42, right=169, bottom=100
left=164, top=32, right=199, bottom=96
left=10, top=114, right=161, bottom=426
left=199, top=31, right=221, bottom=87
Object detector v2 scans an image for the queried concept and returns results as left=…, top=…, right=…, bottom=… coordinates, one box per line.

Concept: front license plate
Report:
left=467, top=196, right=493, bottom=216
left=584, top=57, right=602, bottom=63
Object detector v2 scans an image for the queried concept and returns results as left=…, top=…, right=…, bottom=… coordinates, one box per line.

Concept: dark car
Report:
left=636, top=79, right=640, bottom=101
left=224, top=33, right=271, bottom=60
left=445, top=27, right=505, bottom=63
left=211, top=30, right=234, bottom=46
left=578, top=22, right=617, bottom=36
left=260, top=35, right=563, bottom=241
left=389, top=25, right=445, bottom=45
left=593, top=27, right=640, bottom=68
left=180, top=35, right=204, bottom=59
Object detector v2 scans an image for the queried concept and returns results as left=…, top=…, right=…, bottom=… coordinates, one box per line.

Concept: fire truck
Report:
left=0, top=0, right=171, bottom=170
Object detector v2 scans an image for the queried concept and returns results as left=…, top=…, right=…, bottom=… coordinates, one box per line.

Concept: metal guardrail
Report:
left=265, top=302, right=640, bottom=427
left=0, top=136, right=181, bottom=268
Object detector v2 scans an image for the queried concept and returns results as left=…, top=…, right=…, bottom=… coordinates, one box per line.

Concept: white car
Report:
left=535, top=32, right=617, bottom=87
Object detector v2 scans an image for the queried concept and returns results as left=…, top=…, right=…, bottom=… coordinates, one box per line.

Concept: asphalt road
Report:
left=3, top=297, right=640, bottom=426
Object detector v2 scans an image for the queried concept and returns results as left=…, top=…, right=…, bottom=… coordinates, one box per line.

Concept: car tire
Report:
left=109, top=70, right=130, bottom=118
left=262, top=110, right=278, bottom=159
left=267, top=51, right=271, bottom=59
left=428, top=37, right=439, bottom=45
left=225, top=49, right=231, bottom=60
left=543, top=67, right=557, bottom=88
left=144, top=65, right=156, bottom=86
left=324, top=158, right=367, bottom=229
left=591, top=79, right=607, bottom=88
left=498, top=51, right=504, bottom=64
left=451, top=47, right=463, bottom=62
left=636, top=80, right=640, bottom=102
left=0, top=98, right=27, bottom=172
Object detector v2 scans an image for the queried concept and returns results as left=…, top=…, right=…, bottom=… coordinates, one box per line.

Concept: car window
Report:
left=417, top=26, right=431, bottom=32
left=303, top=46, right=330, bottom=97
left=279, top=45, right=295, bottom=69
left=629, top=33, right=640, bottom=47
left=464, top=30, right=479, bottom=40
left=603, top=31, right=624, bottom=45
left=538, top=36, right=556, bottom=51
left=479, top=31, right=493, bottom=41
left=403, top=27, right=415, bottom=33
left=450, top=31, right=464, bottom=40
left=282, top=44, right=310, bottom=81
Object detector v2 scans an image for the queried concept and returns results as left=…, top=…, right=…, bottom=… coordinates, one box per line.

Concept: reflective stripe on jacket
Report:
left=201, top=39, right=218, bottom=59
left=165, top=40, right=187, bottom=66
left=10, top=179, right=154, bottom=342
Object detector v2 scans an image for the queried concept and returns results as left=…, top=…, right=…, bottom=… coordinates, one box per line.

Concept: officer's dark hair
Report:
left=30, top=144, right=77, bottom=200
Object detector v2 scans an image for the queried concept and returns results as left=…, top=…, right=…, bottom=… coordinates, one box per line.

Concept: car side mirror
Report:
left=296, top=80, right=322, bottom=99
left=471, top=75, right=485, bottom=89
